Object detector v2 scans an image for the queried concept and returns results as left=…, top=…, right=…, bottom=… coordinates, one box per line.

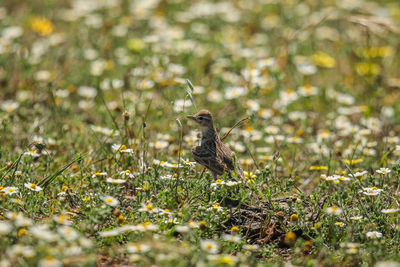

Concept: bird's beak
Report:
left=186, top=115, right=196, bottom=121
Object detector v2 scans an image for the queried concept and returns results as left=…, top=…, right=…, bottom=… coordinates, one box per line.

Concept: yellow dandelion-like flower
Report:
left=217, top=255, right=238, bottom=265
left=311, top=52, right=336, bottom=68
left=30, top=17, right=54, bottom=36
left=244, top=171, right=256, bottom=180
left=231, top=226, right=239, bottom=233
left=344, top=158, right=363, bottom=165
left=127, top=38, right=145, bottom=52
left=356, top=46, right=394, bottom=58
left=354, top=62, right=380, bottom=76
left=309, top=165, right=328, bottom=171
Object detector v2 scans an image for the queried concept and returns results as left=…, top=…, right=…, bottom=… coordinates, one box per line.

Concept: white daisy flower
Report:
left=381, top=208, right=400, bottom=214
left=376, top=168, right=391, bottom=175
left=361, top=187, right=383, bottom=196
left=0, top=221, right=12, bottom=235
left=106, top=178, right=126, bottom=184
left=58, top=226, right=79, bottom=241
left=126, top=243, right=150, bottom=253
left=99, top=229, right=120, bottom=237
left=366, top=231, right=382, bottom=239
left=53, top=215, right=72, bottom=225
left=175, top=225, right=191, bottom=233
left=225, top=86, right=248, bottom=100
left=1, top=100, right=20, bottom=112
left=200, top=240, right=219, bottom=254
left=222, top=234, right=241, bottom=243
left=92, top=172, right=107, bottom=178
left=24, top=183, right=43, bottom=192
left=101, top=196, right=119, bottom=207
left=38, top=257, right=62, bottom=267
left=1, top=187, right=19, bottom=195
left=138, top=203, right=161, bottom=214
left=325, top=205, right=343, bottom=215
left=23, top=150, right=40, bottom=157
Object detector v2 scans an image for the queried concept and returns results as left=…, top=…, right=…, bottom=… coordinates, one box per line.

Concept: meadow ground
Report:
left=1, top=0, right=400, bottom=266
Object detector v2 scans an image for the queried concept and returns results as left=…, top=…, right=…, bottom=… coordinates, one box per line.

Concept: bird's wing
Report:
left=192, top=141, right=225, bottom=176
left=218, top=143, right=245, bottom=181
left=218, top=143, right=235, bottom=171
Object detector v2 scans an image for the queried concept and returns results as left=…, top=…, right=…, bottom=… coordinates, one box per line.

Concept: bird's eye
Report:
left=198, top=117, right=203, bottom=121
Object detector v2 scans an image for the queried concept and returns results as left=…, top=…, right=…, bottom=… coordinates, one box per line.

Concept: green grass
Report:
left=1, top=0, right=400, bottom=266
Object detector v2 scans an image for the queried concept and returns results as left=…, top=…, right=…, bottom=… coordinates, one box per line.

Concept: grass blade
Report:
left=38, top=154, right=83, bottom=188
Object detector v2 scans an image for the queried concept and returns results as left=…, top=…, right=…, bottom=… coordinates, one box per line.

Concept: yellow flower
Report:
left=12, top=198, right=23, bottom=205
left=284, top=231, right=296, bottom=244
left=356, top=46, right=394, bottom=58
left=30, top=17, right=54, bottom=36
left=217, top=255, right=237, bottom=265
left=199, top=221, right=207, bottom=230
left=344, top=158, right=363, bottom=165
left=18, top=228, right=27, bottom=236
left=231, top=226, right=239, bottom=233
left=105, top=60, right=114, bottom=71
left=354, top=62, right=380, bottom=76
left=309, top=165, right=328, bottom=171
left=127, top=38, right=145, bottom=52
left=290, top=214, right=298, bottom=222
left=244, top=171, right=256, bottom=181
left=71, top=164, right=79, bottom=171
left=116, top=215, right=125, bottom=224
left=335, top=221, right=345, bottom=227
left=311, top=52, right=336, bottom=68
left=142, top=182, right=151, bottom=191
left=313, top=222, right=322, bottom=230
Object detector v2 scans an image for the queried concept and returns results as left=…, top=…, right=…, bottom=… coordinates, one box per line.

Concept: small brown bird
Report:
left=186, top=110, right=245, bottom=181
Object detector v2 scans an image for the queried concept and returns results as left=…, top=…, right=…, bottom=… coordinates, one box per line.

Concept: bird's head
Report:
left=186, top=110, right=213, bottom=129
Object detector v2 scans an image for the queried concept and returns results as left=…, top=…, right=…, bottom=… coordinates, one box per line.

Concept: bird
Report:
left=186, top=110, right=245, bottom=182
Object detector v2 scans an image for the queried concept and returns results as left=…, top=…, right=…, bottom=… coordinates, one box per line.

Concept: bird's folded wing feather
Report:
left=219, top=143, right=245, bottom=181
left=192, top=141, right=224, bottom=175
left=219, top=144, right=235, bottom=171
